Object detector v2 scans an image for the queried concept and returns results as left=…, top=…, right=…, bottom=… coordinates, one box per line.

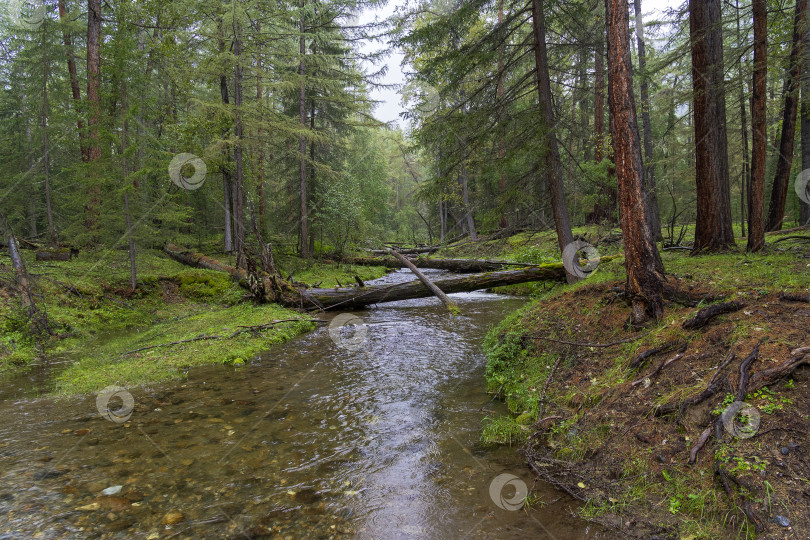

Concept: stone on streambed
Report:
left=162, top=509, right=185, bottom=525
left=106, top=518, right=134, bottom=532
left=101, top=485, right=123, bottom=496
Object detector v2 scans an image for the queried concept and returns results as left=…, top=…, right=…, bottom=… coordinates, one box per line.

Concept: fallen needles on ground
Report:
left=529, top=334, right=642, bottom=348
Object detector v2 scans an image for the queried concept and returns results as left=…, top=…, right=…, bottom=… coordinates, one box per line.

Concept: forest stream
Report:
left=0, top=269, right=608, bottom=539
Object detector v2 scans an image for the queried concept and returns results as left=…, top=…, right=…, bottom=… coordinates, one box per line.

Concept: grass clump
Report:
left=53, top=302, right=313, bottom=395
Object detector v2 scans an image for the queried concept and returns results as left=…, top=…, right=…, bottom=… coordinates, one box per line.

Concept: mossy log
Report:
left=164, top=243, right=568, bottom=310
left=300, top=264, right=567, bottom=310
left=345, top=256, right=524, bottom=272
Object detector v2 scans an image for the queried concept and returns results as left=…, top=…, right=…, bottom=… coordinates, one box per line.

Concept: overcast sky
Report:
left=358, top=0, right=681, bottom=129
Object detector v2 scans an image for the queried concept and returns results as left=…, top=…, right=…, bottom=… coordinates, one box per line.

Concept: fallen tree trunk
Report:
left=389, top=250, right=459, bottom=314
left=164, top=244, right=569, bottom=310
left=302, top=264, right=567, bottom=310
left=9, top=236, right=33, bottom=310
left=165, top=244, right=253, bottom=288
left=9, top=236, right=49, bottom=335
left=368, top=246, right=438, bottom=256
left=346, top=256, right=523, bottom=272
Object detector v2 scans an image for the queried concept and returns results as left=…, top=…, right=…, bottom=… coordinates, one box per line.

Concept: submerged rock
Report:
left=162, top=510, right=185, bottom=525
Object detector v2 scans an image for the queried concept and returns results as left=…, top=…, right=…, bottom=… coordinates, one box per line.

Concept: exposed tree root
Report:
left=714, top=463, right=766, bottom=533
left=778, top=292, right=810, bottom=303
left=683, top=301, right=745, bottom=330
left=688, top=426, right=713, bottom=465
left=630, top=344, right=688, bottom=387
left=772, top=235, right=810, bottom=243
left=628, top=341, right=683, bottom=370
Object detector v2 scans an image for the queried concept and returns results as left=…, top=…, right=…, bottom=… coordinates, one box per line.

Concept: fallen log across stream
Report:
left=388, top=249, right=460, bottom=314
left=345, top=256, right=528, bottom=272
left=163, top=244, right=571, bottom=310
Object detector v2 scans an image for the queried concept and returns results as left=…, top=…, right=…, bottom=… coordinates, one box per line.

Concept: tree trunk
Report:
left=606, top=0, right=665, bottom=325
left=163, top=244, right=574, bottom=311
left=766, top=0, right=807, bottom=231
left=461, top=162, right=477, bottom=240
left=219, top=20, right=233, bottom=253
left=748, top=0, right=767, bottom=251
left=121, top=80, right=136, bottom=290
left=233, top=16, right=246, bottom=269
left=256, top=22, right=266, bottom=232
left=689, top=0, right=735, bottom=252
left=735, top=0, right=749, bottom=239
left=634, top=0, right=662, bottom=241
left=57, top=0, right=88, bottom=162
left=9, top=237, right=33, bottom=311
left=299, top=8, right=309, bottom=258
left=86, top=0, right=101, bottom=161
left=389, top=251, right=459, bottom=313
left=347, top=256, right=563, bottom=272
left=497, top=0, right=508, bottom=229
left=802, top=0, right=810, bottom=226
left=83, top=0, right=102, bottom=244
left=41, top=29, right=56, bottom=245
left=530, top=0, right=577, bottom=283
left=594, top=14, right=606, bottom=164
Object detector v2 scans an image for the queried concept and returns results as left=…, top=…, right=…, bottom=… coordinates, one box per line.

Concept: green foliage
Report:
left=480, top=416, right=527, bottom=446
left=175, top=270, right=239, bottom=302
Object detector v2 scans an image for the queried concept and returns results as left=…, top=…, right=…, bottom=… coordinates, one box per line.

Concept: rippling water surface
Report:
left=0, top=269, right=609, bottom=539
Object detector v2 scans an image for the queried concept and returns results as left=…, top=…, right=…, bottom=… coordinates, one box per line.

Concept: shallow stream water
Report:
left=0, top=269, right=608, bottom=539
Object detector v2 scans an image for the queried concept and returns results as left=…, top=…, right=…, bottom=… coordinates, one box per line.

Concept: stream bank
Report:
left=483, top=246, right=810, bottom=538
left=0, top=249, right=388, bottom=396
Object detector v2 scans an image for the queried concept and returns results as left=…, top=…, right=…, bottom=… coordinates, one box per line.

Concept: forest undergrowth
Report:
left=0, top=247, right=387, bottom=395
left=481, top=231, right=810, bottom=538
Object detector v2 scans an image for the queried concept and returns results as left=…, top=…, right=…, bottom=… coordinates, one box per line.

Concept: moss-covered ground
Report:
left=0, top=247, right=388, bottom=395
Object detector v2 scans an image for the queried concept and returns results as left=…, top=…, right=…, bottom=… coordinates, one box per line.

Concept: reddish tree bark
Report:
left=748, top=0, right=767, bottom=251
left=530, top=0, right=577, bottom=283
left=766, top=0, right=807, bottom=231
left=86, top=0, right=101, bottom=161
left=83, top=0, right=102, bottom=241
left=57, top=0, right=88, bottom=162
left=802, top=0, right=810, bottom=226
left=605, top=0, right=665, bottom=324
left=689, top=0, right=735, bottom=252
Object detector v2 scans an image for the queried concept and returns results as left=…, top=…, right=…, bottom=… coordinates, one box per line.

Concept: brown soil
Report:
left=501, top=279, right=810, bottom=538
